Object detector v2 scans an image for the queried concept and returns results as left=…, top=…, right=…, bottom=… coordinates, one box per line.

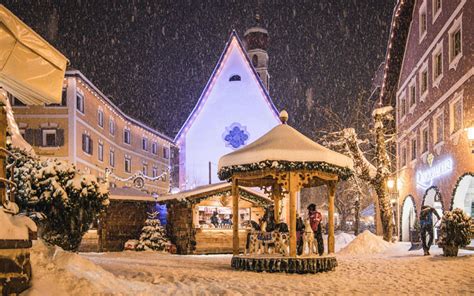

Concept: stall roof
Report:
left=156, top=182, right=272, bottom=206
left=0, top=4, right=68, bottom=105
left=109, top=187, right=155, bottom=202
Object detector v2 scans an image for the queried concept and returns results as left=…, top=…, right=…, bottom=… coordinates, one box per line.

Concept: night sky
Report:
left=4, top=0, right=395, bottom=139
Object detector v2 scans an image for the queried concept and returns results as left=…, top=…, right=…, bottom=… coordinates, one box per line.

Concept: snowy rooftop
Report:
left=156, top=182, right=271, bottom=205
left=109, top=187, right=155, bottom=202
left=218, top=115, right=354, bottom=172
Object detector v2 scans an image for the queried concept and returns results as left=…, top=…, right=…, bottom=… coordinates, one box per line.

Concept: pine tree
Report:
left=136, top=211, right=169, bottom=251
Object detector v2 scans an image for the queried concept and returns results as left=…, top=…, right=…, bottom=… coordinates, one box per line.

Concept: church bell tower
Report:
left=244, top=14, right=270, bottom=90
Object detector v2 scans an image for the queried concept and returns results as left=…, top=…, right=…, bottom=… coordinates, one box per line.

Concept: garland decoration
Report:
left=450, top=172, right=474, bottom=211
left=105, top=168, right=167, bottom=182
left=218, top=160, right=353, bottom=181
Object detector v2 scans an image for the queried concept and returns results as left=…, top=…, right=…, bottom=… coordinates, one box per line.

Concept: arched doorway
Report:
left=451, top=173, right=474, bottom=217
left=422, top=187, right=443, bottom=240
left=401, top=195, right=417, bottom=242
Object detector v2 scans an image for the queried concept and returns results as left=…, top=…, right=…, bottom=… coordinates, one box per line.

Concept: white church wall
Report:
left=179, top=38, right=280, bottom=189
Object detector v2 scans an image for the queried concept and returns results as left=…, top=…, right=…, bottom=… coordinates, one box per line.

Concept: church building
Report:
left=174, top=23, right=281, bottom=190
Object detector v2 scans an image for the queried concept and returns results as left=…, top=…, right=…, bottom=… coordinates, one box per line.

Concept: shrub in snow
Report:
left=124, top=239, right=139, bottom=250
left=7, top=147, right=110, bottom=251
left=136, top=211, right=170, bottom=251
left=438, top=208, right=471, bottom=256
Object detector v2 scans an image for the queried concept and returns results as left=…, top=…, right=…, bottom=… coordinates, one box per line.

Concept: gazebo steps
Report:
left=231, top=254, right=337, bottom=274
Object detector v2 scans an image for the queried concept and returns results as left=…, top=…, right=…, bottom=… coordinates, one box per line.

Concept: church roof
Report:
left=174, top=30, right=280, bottom=143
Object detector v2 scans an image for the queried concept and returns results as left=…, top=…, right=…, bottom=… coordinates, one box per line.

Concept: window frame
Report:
left=76, top=93, right=85, bottom=114
left=109, top=118, right=115, bottom=136
left=42, top=129, right=57, bottom=147
left=432, top=0, right=442, bottom=23
left=152, top=142, right=158, bottom=155
left=98, top=142, right=104, bottom=162
left=433, top=111, right=444, bottom=145
left=448, top=17, right=462, bottom=70
left=419, top=0, right=428, bottom=42
left=123, top=128, right=131, bottom=145
left=399, top=92, right=407, bottom=122
left=420, top=125, right=429, bottom=155
left=82, top=134, right=92, bottom=155
left=142, top=164, right=148, bottom=176
left=162, top=147, right=169, bottom=159
left=142, top=137, right=148, bottom=151
left=449, top=93, right=463, bottom=136
left=419, top=61, right=429, bottom=101
left=152, top=167, right=158, bottom=178
left=410, top=136, right=418, bottom=162
left=431, top=41, right=443, bottom=87
left=98, top=109, right=104, bottom=128
left=124, top=157, right=132, bottom=173
left=408, top=79, right=417, bottom=113
left=109, top=149, right=115, bottom=167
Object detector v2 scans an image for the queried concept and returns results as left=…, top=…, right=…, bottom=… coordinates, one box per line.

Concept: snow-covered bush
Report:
left=438, top=208, right=471, bottom=255
left=7, top=147, right=110, bottom=251
left=136, top=211, right=170, bottom=251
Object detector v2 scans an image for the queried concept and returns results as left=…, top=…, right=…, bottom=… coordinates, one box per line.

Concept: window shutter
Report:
left=89, top=139, right=94, bottom=155
left=34, top=129, right=43, bottom=146
left=24, top=129, right=34, bottom=145
left=57, top=129, right=65, bottom=146
left=82, top=134, right=86, bottom=152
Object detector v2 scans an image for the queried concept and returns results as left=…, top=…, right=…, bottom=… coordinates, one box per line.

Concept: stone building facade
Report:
left=10, top=70, right=174, bottom=195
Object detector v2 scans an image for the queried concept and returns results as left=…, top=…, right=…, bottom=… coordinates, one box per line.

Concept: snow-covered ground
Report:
left=25, top=233, right=474, bottom=295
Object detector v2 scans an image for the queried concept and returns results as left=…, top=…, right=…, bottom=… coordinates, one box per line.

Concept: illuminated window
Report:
left=109, top=119, right=115, bottom=135
left=143, top=164, right=148, bottom=176
left=152, top=142, right=158, bottom=155
left=82, top=134, right=93, bottom=155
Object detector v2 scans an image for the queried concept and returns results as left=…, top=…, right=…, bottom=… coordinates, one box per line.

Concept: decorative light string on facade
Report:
left=76, top=78, right=171, bottom=146
left=105, top=169, right=167, bottom=182
left=380, top=0, right=406, bottom=103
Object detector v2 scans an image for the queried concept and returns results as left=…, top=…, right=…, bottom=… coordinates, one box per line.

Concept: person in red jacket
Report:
left=307, top=203, right=324, bottom=255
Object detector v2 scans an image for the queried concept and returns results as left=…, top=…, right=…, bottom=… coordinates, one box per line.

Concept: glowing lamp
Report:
left=387, top=178, right=395, bottom=190
left=467, top=123, right=474, bottom=141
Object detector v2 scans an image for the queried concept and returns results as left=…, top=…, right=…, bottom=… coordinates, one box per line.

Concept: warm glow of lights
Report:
left=387, top=178, right=395, bottom=189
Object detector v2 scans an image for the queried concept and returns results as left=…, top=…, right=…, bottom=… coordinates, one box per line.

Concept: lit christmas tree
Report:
left=136, top=211, right=170, bottom=251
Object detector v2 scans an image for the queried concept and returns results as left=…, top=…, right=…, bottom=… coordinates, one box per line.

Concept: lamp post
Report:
left=387, top=178, right=401, bottom=240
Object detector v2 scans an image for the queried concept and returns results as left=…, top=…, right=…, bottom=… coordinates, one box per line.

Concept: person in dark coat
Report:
left=419, top=205, right=441, bottom=255
left=307, top=203, right=324, bottom=256
left=210, top=211, right=219, bottom=228
left=296, top=214, right=305, bottom=255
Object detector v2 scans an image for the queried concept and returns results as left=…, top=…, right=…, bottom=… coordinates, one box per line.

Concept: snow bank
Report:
left=0, top=209, right=36, bottom=240
left=26, top=240, right=154, bottom=296
left=338, top=230, right=392, bottom=255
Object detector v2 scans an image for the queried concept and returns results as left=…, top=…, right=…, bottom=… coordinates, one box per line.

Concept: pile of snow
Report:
left=26, top=240, right=154, bottom=295
left=338, top=230, right=392, bottom=255
left=335, top=232, right=356, bottom=252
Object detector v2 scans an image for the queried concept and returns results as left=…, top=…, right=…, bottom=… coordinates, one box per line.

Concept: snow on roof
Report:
left=218, top=123, right=354, bottom=171
left=156, top=182, right=271, bottom=205
left=244, top=27, right=268, bottom=36
left=109, top=187, right=155, bottom=202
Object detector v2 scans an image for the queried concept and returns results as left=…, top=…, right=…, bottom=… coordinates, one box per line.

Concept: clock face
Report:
left=133, top=177, right=145, bottom=189
left=222, top=123, right=249, bottom=149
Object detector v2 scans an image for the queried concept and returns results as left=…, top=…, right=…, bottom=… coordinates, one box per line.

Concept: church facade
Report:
left=174, top=27, right=281, bottom=190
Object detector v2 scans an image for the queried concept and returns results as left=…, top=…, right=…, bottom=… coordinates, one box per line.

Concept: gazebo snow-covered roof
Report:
left=218, top=117, right=353, bottom=180
left=217, top=111, right=354, bottom=273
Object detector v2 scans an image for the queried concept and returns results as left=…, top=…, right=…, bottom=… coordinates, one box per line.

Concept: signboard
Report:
left=416, top=157, right=453, bottom=189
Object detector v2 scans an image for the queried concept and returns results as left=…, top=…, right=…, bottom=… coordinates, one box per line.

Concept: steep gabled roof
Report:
left=174, top=30, right=280, bottom=143
left=378, top=0, right=415, bottom=106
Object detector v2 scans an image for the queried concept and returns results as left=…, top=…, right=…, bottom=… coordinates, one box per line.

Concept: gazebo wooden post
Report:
left=289, top=172, right=298, bottom=257
left=328, top=181, right=336, bottom=254
left=232, top=177, right=239, bottom=255
left=272, top=185, right=280, bottom=221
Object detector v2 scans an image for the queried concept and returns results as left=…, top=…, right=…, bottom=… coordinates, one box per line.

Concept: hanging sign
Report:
left=416, top=157, right=453, bottom=189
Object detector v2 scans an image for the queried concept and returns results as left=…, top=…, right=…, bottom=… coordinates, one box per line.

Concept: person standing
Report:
left=307, top=203, right=324, bottom=256
left=419, top=205, right=441, bottom=255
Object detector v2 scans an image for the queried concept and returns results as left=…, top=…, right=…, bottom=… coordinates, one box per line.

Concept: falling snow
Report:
left=4, top=0, right=394, bottom=138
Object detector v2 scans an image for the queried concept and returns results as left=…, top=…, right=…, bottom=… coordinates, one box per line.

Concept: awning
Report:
left=0, top=4, right=68, bottom=105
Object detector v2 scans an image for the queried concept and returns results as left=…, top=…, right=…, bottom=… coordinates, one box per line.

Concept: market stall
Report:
left=157, top=182, right=272, bottom=254
left=218, top=111, right=353, bottom=273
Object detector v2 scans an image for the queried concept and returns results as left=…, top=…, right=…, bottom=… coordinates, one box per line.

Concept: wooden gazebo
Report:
left=218, top=111, right=353, bottom=273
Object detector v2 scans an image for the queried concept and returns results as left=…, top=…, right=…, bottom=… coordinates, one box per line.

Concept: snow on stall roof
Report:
left=109, top=187, right=155, bottom=202
left=156, top=182, right=271, bottom=204
left=218, top=123, right=354, bottom=171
